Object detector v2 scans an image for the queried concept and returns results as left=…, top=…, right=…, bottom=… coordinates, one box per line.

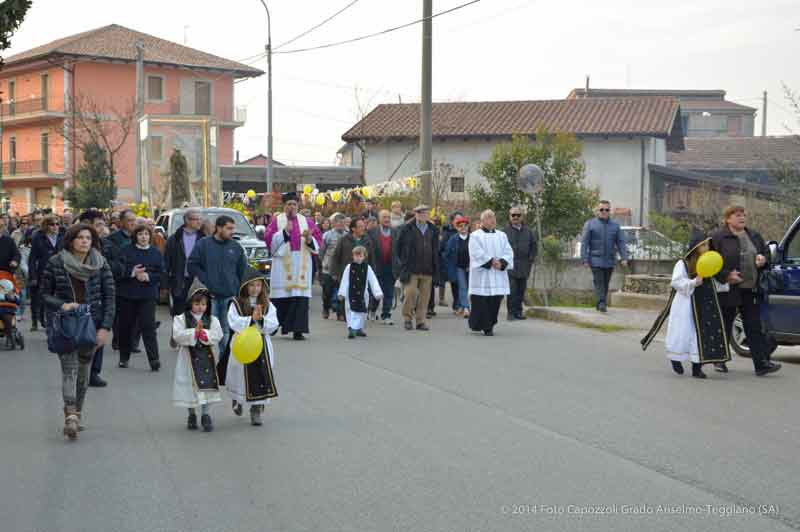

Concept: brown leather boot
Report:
left=63, top=406, right=79, bottom=441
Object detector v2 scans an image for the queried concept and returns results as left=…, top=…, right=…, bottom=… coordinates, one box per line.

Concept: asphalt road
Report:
left=1, top=298, right=798, bottom=532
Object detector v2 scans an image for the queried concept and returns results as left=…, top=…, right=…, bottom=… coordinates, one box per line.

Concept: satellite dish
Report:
left=518, top=163, right=544, bottom=195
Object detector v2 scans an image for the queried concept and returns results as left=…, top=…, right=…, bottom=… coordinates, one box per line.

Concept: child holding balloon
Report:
left=641, top=236, right=731, bottom=378
left=172, top=280, right=223, bottom=432
left=225, top=268, right=279, bottom=426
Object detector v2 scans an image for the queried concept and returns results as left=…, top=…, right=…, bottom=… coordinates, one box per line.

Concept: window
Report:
left=149, top=136, right=163, bottom=161
left=147, top=75, right=164, bottom=102
left=8, top=80, right=15, bottom=114
left=195, top=81, right=211, bottom=115
left=41, top=73, right=49, bottom=110
left=785, top=231, right=800, bottom=264
left=450, top=176, right=465, bottom=193
left=35, top=188, right=51, bottom=209
left=8, top=137, right=16, bottom=175
left=41, top=133, right=49, bottom=172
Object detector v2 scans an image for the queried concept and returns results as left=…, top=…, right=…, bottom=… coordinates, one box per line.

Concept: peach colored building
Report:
left=0, top=24, right=262, bottom=214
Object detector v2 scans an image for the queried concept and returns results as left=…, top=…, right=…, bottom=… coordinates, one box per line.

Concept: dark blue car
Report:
left=730, top=216, right=800, bottom=357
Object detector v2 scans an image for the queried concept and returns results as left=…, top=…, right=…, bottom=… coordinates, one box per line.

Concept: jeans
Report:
left=211, top=296, right=233, bottom=354
left=375, top=264, right=395, bottom=319
left=59, top=348, right=95, bottom=410
left=16, top=287, right=26, bottom=318
left=320, top=273, right=340, bottom=314
left=455, top=268, right=470, bottom=310
left=507, top=276, right=527, bottom=316
left=721, top=289, right=768, bottom=371
left=591, top=267, right=614, bottom=307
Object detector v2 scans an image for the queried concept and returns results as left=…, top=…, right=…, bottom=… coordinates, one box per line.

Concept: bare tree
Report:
left=53, top=92, right=136, bottom=184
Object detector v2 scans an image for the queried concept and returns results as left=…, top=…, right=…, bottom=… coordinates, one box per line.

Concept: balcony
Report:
left=0, top=160, right=63, bottom=181
left=0, top=97, right=67, bottom=126
left=156, top=101, right=247, bottom=127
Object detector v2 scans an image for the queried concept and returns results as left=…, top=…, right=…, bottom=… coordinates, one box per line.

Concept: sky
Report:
left=5, top=0, right=800, bottom=165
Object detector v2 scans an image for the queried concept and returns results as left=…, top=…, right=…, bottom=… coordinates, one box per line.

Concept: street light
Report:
left=258, top=0, right=274, bottom=198
left=518, top=163, right=547, bottom=306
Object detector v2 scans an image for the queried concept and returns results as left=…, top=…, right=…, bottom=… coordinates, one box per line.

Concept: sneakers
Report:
left=356, top=329, right=367, bottom=337
left=250, top=405, right=263, bottom=426
left=201, top=413, right=214, bottom=432
left=416, top=323, right=430, bottom=331
left=382, top=318, right=394, bottom=326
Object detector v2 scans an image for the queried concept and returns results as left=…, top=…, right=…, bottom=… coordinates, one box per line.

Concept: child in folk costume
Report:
left=172, top=279, right=223, bottom=432
left=338, top=246, right=383, bottom=339
left=641, top=236, right=731, bottom=379
left=225, top=268, right=279, bottom=426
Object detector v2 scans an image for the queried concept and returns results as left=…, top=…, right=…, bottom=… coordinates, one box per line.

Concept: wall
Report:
left=364, top=136, right=667, bottom=224
left=531, top=258, right=674, bottom=292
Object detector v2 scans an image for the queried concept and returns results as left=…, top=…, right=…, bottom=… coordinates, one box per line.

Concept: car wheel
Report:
left=729, top=313, right=778, bottom=358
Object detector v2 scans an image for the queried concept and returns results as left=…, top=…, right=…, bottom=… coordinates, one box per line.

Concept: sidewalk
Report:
left=526, top=305, right=659, bottom=332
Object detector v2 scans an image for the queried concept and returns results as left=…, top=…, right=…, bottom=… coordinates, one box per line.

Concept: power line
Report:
left=273, top=0, right=482, bottom=55
left=275, top=0, right=362, bottom=51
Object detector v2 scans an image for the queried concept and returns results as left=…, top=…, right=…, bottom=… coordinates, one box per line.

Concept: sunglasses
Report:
left=599, top=208, right=611, bottom=212
left=510, top=213, right=522, bottom=217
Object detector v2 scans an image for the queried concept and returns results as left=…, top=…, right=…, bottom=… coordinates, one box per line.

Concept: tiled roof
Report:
left=3, top=24, right=263, bottom=78
left=342, top=98, right=683, bottom=147
left=668, top=136, right=800, bottom=170
left=568, top=88, right=756, bottom=113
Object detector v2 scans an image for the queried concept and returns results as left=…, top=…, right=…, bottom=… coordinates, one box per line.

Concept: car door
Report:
left=763, top=218, right=800, bottom=338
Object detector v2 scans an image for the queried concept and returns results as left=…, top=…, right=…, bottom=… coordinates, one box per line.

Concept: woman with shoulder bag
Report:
left=41, top=224, right=115, bottom=440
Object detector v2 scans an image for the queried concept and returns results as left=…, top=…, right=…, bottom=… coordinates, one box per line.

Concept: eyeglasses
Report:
left=510, top=213, right=522, bottom=217
left=599, top=208, right=610, bottom=212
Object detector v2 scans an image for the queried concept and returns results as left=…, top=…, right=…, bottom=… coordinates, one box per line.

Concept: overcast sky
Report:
left=7, top=0, right=800, bottom=165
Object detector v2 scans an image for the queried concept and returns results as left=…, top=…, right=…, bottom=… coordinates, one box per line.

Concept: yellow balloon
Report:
left=331, top=191, right=342, bottom=202
left=303, top=184, right=314, bottom=195
left=696, top=251, right=724, bottom=278
left=315, top=194, right=326, bottom=206
left=246, top=189, right=256, bottom=199
left=232, top=325, right=262, bottom=364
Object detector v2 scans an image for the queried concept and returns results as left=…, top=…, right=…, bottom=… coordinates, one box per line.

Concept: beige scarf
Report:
left=276, top=213, right=310, bottom=289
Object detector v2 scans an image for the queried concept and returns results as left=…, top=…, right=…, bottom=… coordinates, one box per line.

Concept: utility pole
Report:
left=420, top=0, right=433, bottom=205
left=762, top=90, right=768, bottom=137
left=135, top=40, right=144, bottom=202
left=260, top=0, right=274, bottom=197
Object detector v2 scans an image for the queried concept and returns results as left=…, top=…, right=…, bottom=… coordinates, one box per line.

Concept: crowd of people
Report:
left=0, top=193, right=782, bottom=441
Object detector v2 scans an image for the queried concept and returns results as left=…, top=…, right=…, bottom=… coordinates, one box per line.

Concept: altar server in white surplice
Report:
left=468, top=210, right=514, bottom=336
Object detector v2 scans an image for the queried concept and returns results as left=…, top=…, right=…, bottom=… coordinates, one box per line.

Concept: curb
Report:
left=525, top=307, right=632, bottom=333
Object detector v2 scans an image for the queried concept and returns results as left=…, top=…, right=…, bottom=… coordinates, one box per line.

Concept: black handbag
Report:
left=47, top=304, right=97, bottom=355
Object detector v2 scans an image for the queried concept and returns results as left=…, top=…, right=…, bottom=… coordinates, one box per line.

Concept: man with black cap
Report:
left=395, top=204, right=439, bottom=331
left=264, top=191, right=323, bottom=340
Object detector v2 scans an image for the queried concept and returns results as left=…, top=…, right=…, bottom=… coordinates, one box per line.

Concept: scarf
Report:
left=348, top=262, right=369, bottom=313
left=60, top=248, right=105, bottom=282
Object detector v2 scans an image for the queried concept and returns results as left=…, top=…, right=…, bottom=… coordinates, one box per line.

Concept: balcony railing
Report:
left=0, top=97, right=65, bottom=117
left=157, top=101, right=247, bottom=123
left=1, top=160, right=49, bottom=176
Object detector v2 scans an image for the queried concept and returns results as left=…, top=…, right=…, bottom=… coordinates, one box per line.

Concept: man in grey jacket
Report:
left=580, top=200, right=628, bottom=312
left=502, top=205, right=537, bottom=320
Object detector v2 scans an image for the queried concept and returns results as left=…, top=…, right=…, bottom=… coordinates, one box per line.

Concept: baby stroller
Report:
left=0, top=271, right=25, bottom=350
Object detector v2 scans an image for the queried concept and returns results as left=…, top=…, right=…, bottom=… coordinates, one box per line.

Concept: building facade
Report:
left=342, top=98, right=684, bottom=226
left=0, top=24, right=262, bottom=213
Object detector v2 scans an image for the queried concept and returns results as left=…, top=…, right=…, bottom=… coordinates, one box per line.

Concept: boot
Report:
left=63, top=406, right=79, bottom=441
left=201, top=413, right=213, bottom=432
left=692, top=363, right=707, bottom=379
left=250, top=405, right=263, bottom=426
left=187, top=410, right=198, bottom=430
left=232, top=400, right=243, bottom=416
left=671, top=360, right=684, bottom=375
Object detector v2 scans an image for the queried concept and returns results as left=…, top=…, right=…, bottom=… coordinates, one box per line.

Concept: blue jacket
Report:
left=187, top=236, right=247, bottom=299
left=118, top=245, right=163, bottom=300
left=444, top=233, right=469, bottom=283
left=580, top=217, right=628, bottom=268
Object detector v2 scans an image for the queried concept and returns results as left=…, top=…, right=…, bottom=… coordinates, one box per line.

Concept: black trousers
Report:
left=507, top=276, right=527, bottom=316
left=320, top=273, right=339, bottom=313
left=721, top=289, right=768, bottom=371
left=29, top=284, right=45, bottom=327
left=591, top=267, right=614, bottom=306
left=170, top=278, right=193, bottom=316
left=119, top=298, right=159, bottom=364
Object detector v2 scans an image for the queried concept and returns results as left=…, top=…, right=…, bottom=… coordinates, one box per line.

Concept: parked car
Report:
left=155, top=207, right=271, bottom=278
left=729, top=215, right=800, bottom=357
left=573, top=226, right=683, bottom=261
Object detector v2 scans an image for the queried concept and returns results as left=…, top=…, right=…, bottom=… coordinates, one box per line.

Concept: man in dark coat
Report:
left=27, top=215, right=60, bottom=331
left=502, top=205, right=538, bottom=321
left=107, top=209, right=136, bottom=351
left=367, top=210, right=399, bottom=324
left=580, top=200, right=628, bottom=312
left=395, top=205, right=440, bottom=331
left=164, top=209, right=206, bottom=347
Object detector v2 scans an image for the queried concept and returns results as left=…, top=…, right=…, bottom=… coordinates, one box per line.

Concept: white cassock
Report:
left=338, top=263, right=383, bottom=330
left=226, top=302, right=279, bottom=406
left=172, top=314, right=223, bottom=408
left=468, top=229, right=514, bottom=296
left=268, top=214, right=320, bottom=299
left=665, top=261, right=700, bottom=363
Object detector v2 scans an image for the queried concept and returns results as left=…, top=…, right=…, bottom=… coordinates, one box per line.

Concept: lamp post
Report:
left=518, top=163, right=547, bottom=306
left=259, top=0, right=274, bottom=198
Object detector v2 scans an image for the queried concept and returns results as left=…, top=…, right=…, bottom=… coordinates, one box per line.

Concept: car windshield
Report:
left=205, top=212, right=256, bottom=238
